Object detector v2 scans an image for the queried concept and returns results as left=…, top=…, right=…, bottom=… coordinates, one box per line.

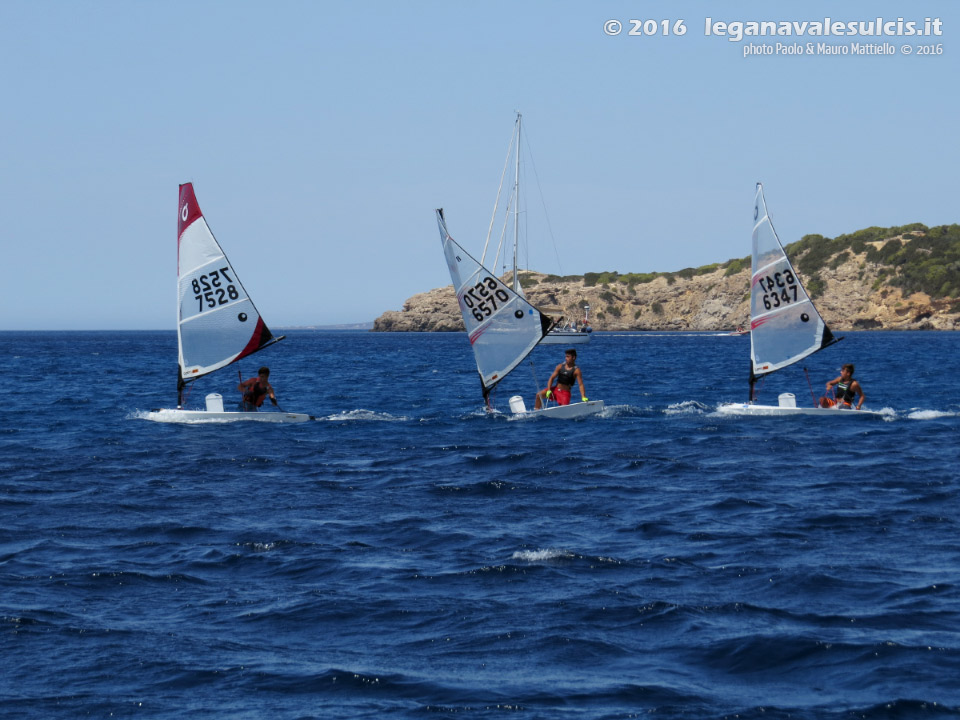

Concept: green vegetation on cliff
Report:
left=787, top=223, right=960, bottom=299
left=538, top=223, right=960, bottom=300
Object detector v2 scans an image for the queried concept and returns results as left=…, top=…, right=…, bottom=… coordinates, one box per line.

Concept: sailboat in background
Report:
left=540, top=303, right=592, bottom=344
left=717, top=183, right=881, bottom=417
left=436, top=114, right=603, bottom=418
left=481, top=112, right=589, bottom=345
left=145, top=183, right=312, bottom=423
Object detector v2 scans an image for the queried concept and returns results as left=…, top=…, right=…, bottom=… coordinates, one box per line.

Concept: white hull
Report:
left=513, top=400, right=605, bottom=418
left=145, top=408, right=313, bottom=423
left=540, top=331, right=591, bottom=345
left=716, top=402, right=882, bottom=417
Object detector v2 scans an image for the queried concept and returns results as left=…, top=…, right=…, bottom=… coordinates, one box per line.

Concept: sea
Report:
left=2, top=329, right=959, bottom=719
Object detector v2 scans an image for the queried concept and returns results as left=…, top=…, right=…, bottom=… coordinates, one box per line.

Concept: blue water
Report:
left=2, top=330, right=959, bottom=719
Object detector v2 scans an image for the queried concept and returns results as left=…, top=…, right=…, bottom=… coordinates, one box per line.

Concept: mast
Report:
left=512, top=112, right=521, bottom=294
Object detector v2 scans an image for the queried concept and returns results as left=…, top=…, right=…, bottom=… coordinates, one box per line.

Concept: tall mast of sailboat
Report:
left=513, top=112, right=521, bottom=293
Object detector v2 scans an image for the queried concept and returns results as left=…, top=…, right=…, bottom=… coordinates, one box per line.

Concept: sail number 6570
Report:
left=461, top=277, right=510, bottom=322
left=758, top=269, right=798, bottom=310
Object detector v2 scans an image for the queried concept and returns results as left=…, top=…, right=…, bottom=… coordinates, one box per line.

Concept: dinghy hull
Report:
left=145, top=408, right=312, bottom=423
left=540, top=331, right=590, bottom=345
left=716, top=403, right=882, bottom=417
left=511, top=399, right=605, bottom=419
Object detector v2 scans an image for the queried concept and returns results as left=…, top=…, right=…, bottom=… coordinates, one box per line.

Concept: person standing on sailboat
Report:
left=535, top=349, right=588, bottom=409
left=820, top=364, right=866, bottom=410
left=238, top=367, right=278, bottom=411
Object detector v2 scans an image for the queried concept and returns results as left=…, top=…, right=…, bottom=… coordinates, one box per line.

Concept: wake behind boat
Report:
left=144, top=184, right=312, bottom=424
left=717, top=184, right=880, bottom=418
left=437, top=114, right=604, bottom=418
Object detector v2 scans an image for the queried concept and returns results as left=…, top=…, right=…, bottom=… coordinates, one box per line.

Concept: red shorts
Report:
left=550, top=386, right=571, bottom=406
left=820, top=398, right=851, bottom=409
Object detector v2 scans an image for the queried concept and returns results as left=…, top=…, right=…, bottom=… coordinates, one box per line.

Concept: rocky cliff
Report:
left=375, top=227, right=960, bottom=332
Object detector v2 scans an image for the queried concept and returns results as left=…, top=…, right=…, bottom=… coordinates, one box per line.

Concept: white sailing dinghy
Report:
left=717, top=184, right=881, bottom=417
left=145, top=183, right=312, bottom=424
left=437, top=209, right=603, bottom=419
left=436, top=116, right=603, bottom=418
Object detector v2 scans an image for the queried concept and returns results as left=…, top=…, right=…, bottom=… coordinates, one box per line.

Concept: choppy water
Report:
left=2, top=330, right=959, bottom=718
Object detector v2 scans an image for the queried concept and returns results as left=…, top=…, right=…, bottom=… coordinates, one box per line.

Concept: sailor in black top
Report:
left=820, top=363, right=865, bottom=409
left=535, top=348, right=589, bottom=409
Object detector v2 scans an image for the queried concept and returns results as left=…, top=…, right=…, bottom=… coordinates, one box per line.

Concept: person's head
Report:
left=840, top=363, right=854, bottom=378
left=258, top=366, right=270, bottom=378
left=565, top=349, right=577, bottom=363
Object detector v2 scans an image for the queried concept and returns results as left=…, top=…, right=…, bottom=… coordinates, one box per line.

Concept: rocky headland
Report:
left=375, top=224, right=960, bottom=332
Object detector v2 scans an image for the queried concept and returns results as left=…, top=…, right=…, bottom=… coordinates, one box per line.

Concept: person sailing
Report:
left=238, top=366, right=278, bottom=411
left=535, top=349, right=589, bottom=409
left=819, top=363, right=866, bottom=410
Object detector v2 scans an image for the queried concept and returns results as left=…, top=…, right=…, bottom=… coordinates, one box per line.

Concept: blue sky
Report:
left=2, top=1, right=956, bottom=329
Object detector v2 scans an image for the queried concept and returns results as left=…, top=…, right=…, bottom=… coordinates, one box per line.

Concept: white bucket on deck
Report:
left=778, top=392, right=796, bottom=408
left=205, top=393, right=224, bottom=412
left=508, top=395, right=527, bottom=414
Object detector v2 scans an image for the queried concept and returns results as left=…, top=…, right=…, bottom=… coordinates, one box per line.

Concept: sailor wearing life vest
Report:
left=820, top=363, right=866, bottom=410
left=535, top=349, right=589, bottom=410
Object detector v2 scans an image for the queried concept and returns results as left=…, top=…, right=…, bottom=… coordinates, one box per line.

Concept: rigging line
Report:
left=754, top=374, right=766, bottom=402
left=530, top=361, right=548, bottom=408
left=803, top=367, right=817, bottom=408
left=520, top=123, right=564, bottom=276
left=494, top=192, right=514, bottom=280
left=483, top=121, right=518, bottom=268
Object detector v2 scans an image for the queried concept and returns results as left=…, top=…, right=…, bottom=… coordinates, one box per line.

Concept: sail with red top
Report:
left=176, top=183, right=280, bottom=402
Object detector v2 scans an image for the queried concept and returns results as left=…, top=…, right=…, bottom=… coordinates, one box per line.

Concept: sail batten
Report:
left=749, top=183, right=834, bottom=380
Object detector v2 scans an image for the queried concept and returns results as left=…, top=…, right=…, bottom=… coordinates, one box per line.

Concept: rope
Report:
left=803, top=367, right=817, bottom=408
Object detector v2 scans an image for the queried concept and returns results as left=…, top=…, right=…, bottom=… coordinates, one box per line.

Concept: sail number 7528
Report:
left=460, top=277, right=510, bottom=322
left=192, top=267, right=240, bottom=312
left=758, top=269, right=799, bottom=310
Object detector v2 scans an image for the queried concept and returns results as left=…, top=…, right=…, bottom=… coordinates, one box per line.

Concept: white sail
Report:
left=177, top=183, right=279, bottom=395
left=749, top=183, right=835, bottom=379
left=437, top=208, right=552, bottom=394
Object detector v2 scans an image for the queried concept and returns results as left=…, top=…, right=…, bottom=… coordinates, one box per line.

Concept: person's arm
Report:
left=544, top=365, right=561, bottom=397
left=237, top=378, right=250, bottom=393
left=267, top=381, right=277, bottom=405
left=576, top=368, right=587, bottom=401
left=825, top=375, right=840, bottom=392
left=853, top=381, right=864, bottom=409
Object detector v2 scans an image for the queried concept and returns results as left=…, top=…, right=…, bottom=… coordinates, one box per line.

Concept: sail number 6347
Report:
left=758, top=269, right=799, bottom=310
left=461, top=277, right=510, bottom=322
